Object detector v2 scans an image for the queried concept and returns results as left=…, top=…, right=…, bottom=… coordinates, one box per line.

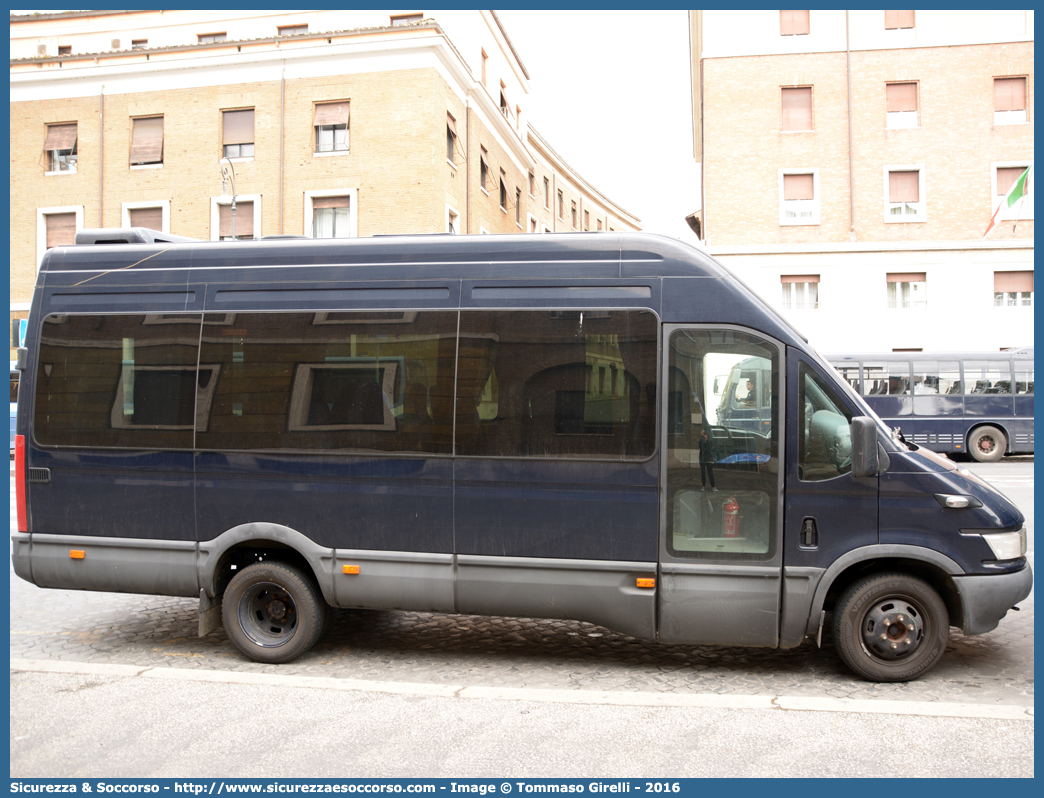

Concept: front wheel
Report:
left=968, top=426, right=1006, bottom=463
left=222, top=561, right=326, bottom=664
left=833, top=573, right=949, bottom=682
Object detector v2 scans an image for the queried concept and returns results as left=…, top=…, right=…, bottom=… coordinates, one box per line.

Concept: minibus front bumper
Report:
left=952, top=563, right=1033, bottom=635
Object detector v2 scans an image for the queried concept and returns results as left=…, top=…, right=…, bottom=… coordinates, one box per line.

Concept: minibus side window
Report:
left=666, top=328, right=779, bottom=560
left=195, top=311, right=457, bottom=454
left=456, top=310, right=657, bottom=460
left=34, top=314, right=199, bottom=449
left=798, top=365, right=853, bottom=482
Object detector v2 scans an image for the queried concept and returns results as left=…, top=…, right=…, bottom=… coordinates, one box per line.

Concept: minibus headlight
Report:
left=980, top=530, right=1027, bottom=561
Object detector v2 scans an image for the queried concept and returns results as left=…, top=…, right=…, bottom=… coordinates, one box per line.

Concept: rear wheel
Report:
left=968, top=425, right=1006, bottom=463
left=222, top=561, right=325, bottom=664
left=833, top=573, right=949, bottom=682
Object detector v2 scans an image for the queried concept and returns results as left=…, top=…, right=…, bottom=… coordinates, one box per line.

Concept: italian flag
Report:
left=983, top=164, right=1032, bottom=238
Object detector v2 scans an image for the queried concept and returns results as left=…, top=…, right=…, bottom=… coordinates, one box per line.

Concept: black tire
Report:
left=222, top=561, right=326, bottom=664
left=833, top=572, right=948, bottom=682
left=968, top=425, right=1006, bottom=463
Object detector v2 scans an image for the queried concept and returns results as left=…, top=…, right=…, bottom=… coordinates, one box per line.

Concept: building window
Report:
left=312, top=196, right=352, bottom=238
left=131, top=39, right=148, bottom=49
left=198, top=32, right=227, bottom=43
left=885, top=167, right=925, bottom=222
left=994, top=271, right=1033, bottom=307
left=278, top=24, right=308, bottom=36
left=314, top=101, right=349, bottom=153
left=130, top=116, right=164, bottom=166
left=529, top=172, right=536, bottom=196
left=37, top=205, right=84, bottom=267
left=128, top=206, right=163, bottom=232
left=481, top=48, right=488, bottom=86
left=219, top=201, right=255, bottom=240
left=571, top=201, right=578, bottom=229
left=222, top=109, right=254, bottom=158
left=584, top=210, right=590, bottom=231
left=528, top=214, right=538, bottom=233
left=499, top=170, right=508, bottom=210
left=391, top=14, right=423, bottom=26
left=446, top=113, right=457, bottom=164
left=479, top=148, right=489, bottom=192
left=884, top=10, right=915, bottom=30
left=779, top=170, right=819, bottom=225
left=781, top=275, right=819, bottom=310
left=557, top=190, right=564, bottom=219
left=992, top=164, right=1033, bottom=222
left=781, top=87, right=813, bottom=131
left=994, top=77, right=1027, bottom=125
left=887, top=272, right=927, bottom=309
left=58, top=45, right=71, bottom=55
left=780, top=10, right=809, bottom=36
left=544, top=177, right=550, bottom=209
left=886, top=82, right=918, bottom=129
left=447, top=205, right=459, bottom=234
left=597, top=219, right=603, bottom=231
left=44, top=123, right=78, bottom=173
left=516, top=188, right=522, bottom=225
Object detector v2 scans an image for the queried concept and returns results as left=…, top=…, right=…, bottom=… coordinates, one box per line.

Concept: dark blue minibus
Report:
left=828, top=351, right=1034, bottom=463
left=12, top=229, right=1032, bottom=681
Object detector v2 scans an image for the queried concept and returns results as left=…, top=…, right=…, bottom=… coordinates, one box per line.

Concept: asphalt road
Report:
left=8, top=457, right=1034, bottom=777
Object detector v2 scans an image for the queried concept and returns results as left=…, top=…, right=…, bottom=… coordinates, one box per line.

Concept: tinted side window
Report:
left=456, top=310, right=658, bottom=460
left=195, top=312, right=456, bottom=454
left=799, top=365, right=853, bottom=482
left=34, top=314, right=201, bottom=449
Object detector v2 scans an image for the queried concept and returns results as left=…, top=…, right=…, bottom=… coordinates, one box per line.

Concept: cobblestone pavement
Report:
left=9, top=466, right=1034, bottom=709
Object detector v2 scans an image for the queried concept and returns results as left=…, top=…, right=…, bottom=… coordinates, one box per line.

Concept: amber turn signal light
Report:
left=69, top=550, right=85, bottom=559
left=636, top=578, right=655, bottom=589
left=342, top=565, right=360, bottom=575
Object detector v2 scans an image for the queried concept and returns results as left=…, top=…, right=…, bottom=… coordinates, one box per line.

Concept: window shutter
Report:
left=886, top=83, right=917, bottom=112
left=994, top=271, right=1033, bottom=293
left=994, top=77, right=1027, bottom=112
left=45, top=213, right=76, bottom=249
left=222, top=109, right=254, bottom=145
left=781, top=274, right=819, bottom=284
left=446, top=113, right=457, bottom=136
left=219, top=201, right=253, bottom=237
left=311, top=195, right=350, bottom=210
left=129, top=207, right=163, bottom=231
left=997, top=167, right=1029, bottom=195
left=780, top=10, right=809, bottom=36
left=888, top=171, right=919, bottom=203
left=781, top=87, right=813, bottom=131
left=313, top=102, right=350, bottom=127
left=885, top=10, right=915, bottom=29
left=130, top=116, right=164, bottom=164
left=783, top=174, right=814, bottom=201
left=887, top=272, right=926, bottom=284
left=44, top=123, right=77, bottom=151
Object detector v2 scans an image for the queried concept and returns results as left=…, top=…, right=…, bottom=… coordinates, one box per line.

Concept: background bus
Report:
left=826, top=350, right=1033, bottom=462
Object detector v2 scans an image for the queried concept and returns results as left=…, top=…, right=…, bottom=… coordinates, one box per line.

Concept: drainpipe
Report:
left=466, top=100, right=471, bottom=233
left=280, top=66, right=285, bottom=234
left=846, top=10, right=856, bottom=240
left=98, top=88, right=104, bottom=226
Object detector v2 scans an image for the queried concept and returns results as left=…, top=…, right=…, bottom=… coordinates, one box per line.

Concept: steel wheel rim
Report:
left=976, top=434, right=997, bottom=456
left=237, top=581, right=299, bottom=648
left=859, top=596, right=925, bottom=662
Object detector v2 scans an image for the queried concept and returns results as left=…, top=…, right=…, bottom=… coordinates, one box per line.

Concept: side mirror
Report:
left=850, top=416, right=888, bottom=477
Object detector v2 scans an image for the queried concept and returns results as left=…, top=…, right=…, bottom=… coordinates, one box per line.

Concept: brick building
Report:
left=9, top=10, right=640, bottom=352
left=689, top=9, right=1033, bottom=352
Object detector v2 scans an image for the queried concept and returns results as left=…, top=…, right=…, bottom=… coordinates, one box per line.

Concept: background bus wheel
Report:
left=222, top=561, right=325, bottom=664
left=832, top=573, right=948, bottom=682
left=968, top=426, right=1006, bottom=463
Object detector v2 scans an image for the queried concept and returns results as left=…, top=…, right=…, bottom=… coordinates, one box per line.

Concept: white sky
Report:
left=496, top=10, right=702, bottom=243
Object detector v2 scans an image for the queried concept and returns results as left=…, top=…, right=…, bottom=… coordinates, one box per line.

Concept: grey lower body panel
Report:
left=23, top=533, right=199, bottom=597
left=780, top=566, right=825, bottom=648
left=953, top=563, right=1033, bottom=635
left=333, top=549, right=455, bottom=613
left=456, top=554, right=657, bottom=641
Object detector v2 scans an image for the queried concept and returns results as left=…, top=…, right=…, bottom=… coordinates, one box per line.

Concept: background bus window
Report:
left=912, top=361, right=961, bottom=395
left=456, top=310, right=657, bottom=460
left=964, top=360, right=1012, bottom=394
left=862, top=362, right=911, bottom=396
left=1014, top=361, right=1034, bottom=394
left=830, top=362, right=861, bottom=392
left=666, top=329, right=779, bottom=559
left=195, top=311, right=456, bottom=454
left=34, top=314, right=200, bottom=449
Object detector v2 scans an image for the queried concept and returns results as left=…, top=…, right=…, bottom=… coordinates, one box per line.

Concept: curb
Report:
left=11, top=658, right=1033, bottom=721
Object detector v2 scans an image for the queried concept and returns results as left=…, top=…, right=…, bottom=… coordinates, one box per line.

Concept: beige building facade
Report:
left=9, top=10, right=640, bottom=353
left=690, top=9, right=1033, bottom=352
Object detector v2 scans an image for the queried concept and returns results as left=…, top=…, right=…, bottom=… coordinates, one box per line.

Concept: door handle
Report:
left=800, top=517, right=818, bottom=548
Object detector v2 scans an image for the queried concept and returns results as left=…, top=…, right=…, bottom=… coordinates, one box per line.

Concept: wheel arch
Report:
left=198, top=522, right=335, bottom=605
left=806, top=545, right=966, bottom=635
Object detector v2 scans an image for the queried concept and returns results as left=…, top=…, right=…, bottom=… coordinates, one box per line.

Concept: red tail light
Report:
left=15, top=434, right=26, bottom=532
